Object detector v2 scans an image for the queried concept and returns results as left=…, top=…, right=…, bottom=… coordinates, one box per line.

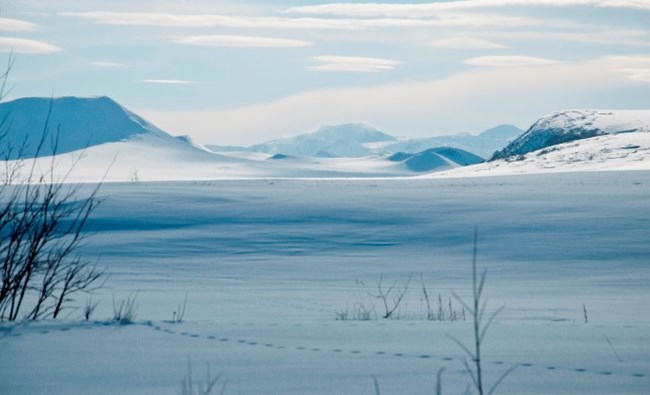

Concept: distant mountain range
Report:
left=207, top=123, right=523, bottom=159
left=1, top=96, right=647, bottom=181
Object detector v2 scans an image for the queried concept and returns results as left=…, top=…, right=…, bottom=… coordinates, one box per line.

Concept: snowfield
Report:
left=1, top=173, right=649, bottom=394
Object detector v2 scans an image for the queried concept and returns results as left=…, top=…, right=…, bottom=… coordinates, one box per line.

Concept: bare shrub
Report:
left=83, top=298, right=99, bottom=321
left=112, top=294, right=138, bottom=324
left=0, top=56, right=106, bottom=322
left=335, top=302, right=375, bottom=321
left=172, top=292, right=188, bottom=323
left=371, top=273, right=411, bottom=319
left=448, top=229, right=516, bottom=395
left=180, top=358, right=227, bottom=395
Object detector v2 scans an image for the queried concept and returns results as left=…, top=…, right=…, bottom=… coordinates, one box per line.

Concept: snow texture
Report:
left=1, top=174, right=649, bottom=394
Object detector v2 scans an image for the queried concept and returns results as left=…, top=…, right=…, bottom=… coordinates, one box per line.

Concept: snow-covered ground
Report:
left=1, top=173, right=649, bottom=394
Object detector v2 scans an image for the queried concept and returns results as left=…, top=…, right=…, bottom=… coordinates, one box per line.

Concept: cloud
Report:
left=139, top=56, right=646, bottom=145
left=484, top=30, right=650, bottom=46
left=58, top=11, right=542, bottom=30
left=311, top=56, right=402, bottom=72
left=0, top=17, right=40, bottom=32
left=622, top=68, right=650, bottom=82
left=0, top=37, right=61, bottom=54
left=428, top=37, right=507, bottom=49
left=91, top=61, right=123, bottom=67
left=286, top=1, right=650, bottom=17
left=464, top=56, right=558, bottom=67
left=141, top=79, right=194, bottom=84
left=599, top=55, right=650, bottom=82
left=59, top=11, right=362, bottom=30
left=174, top=35, right=311, bottom=48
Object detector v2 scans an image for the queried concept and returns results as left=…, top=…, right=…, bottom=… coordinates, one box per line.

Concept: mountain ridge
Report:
left=207, top=123, right=522, bottom=159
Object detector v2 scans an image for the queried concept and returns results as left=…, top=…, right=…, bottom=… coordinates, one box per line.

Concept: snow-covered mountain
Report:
left=207, top=123, right=522, bottom=159
left=491, top=109, right=650, bottom=161
left=388, top=147, right=484, bottom=172
left=0, top=96, right=184, bottom=159
left=429, top=109, right=650, bottom=177
left=1, top=96, right=480, bottom=181
left=210, top=123, right=395, bottom=158
left=379, top=124, right=522, bottom=158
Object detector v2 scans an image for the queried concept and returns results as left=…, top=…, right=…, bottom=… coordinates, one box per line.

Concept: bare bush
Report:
left=421, top=276, right=464, bottom=322
left=173, top=292, right=188, bottom=323
left=448, top=229, right=516, bottom=395
left=180, top=358, right=227, bottom=395
left=370, top=273, right=411, bottom=319
left=334, top=302, right=375, bottom=321
left=0, top=56, right=105, bottom=322
left=112, top=294, right=138, bottom=324
left=83, top=297, right=99, bottom=321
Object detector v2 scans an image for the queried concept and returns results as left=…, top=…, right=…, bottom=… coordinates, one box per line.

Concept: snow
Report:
left=207, top=123, right=521, bottom=159
left=1, top=98, right=650, bottom=393
left=389, top=147, right=484, bottom=172
left=432, top=132, right=650, bottom=177
left=1, top=173, right=650, bottom=394
left=491, top=109, right=650, bottom=160
left=0, top=96, right=172, bottom=158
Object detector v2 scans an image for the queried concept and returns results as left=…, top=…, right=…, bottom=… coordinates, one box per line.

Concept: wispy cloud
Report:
left=600, top=55, right=650, bottom=82
left=0, top=37, right=61, bottom=54
left=141, top=79, right=194, bottom=84
left=622, top=68, right=650, bottom=82
left=484, top=29, right=650, bottom=46
left=0, top=17, right=40, bottom=32
left=59, top=11, right=361, bottom=30
left=311, top=56, right=402, bottom=72
left=286, top=1, right=650, bottom=17
left=58, top=11, right=541, bottom=30
left=428, top=37, right=507, bottom=49
left=174, top=35, right=311, bottom=48
left=464, top=56, right=558, bottom=67
left=91, top=61, right=124, bottom=67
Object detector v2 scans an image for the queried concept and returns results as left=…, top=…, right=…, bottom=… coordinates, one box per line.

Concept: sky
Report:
left=0, top=0, right=649, bottom=145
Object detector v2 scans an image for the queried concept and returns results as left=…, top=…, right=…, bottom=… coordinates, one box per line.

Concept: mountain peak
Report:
left=311, top=123, right=396, bottom=143
left=0, top=96, right=169, bottom=159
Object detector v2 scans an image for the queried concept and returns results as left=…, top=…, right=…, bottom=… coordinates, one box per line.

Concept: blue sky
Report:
left=1, top=0, right=649, bottom=144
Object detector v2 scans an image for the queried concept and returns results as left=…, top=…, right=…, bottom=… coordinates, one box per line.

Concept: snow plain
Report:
left=1, top=172, right=649, bottom=394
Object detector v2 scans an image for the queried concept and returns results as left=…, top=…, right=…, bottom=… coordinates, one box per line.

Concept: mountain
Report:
left=491, top=109, right=650, bottom=161
left=381, top=124, right=522, bottom=158
left=206, top=123, right=522, bottom=159
left=0, top=96, right=179, bottom=159
left=388, top=147, right=484, bottom=172
left=249, top=123, right=395, bottom=158
left=1, top=96, right=475, bottom=181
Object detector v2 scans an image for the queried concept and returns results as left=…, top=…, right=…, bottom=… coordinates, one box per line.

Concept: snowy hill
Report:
left=0, top=96, right=179, bottom=159
left=388, top=147, right=484, bottom=172
left=428, top=110, right=650, bottom=177
left=207, top=124, right=521, bottom=158
left=491, top=110, right=650, bottom=161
